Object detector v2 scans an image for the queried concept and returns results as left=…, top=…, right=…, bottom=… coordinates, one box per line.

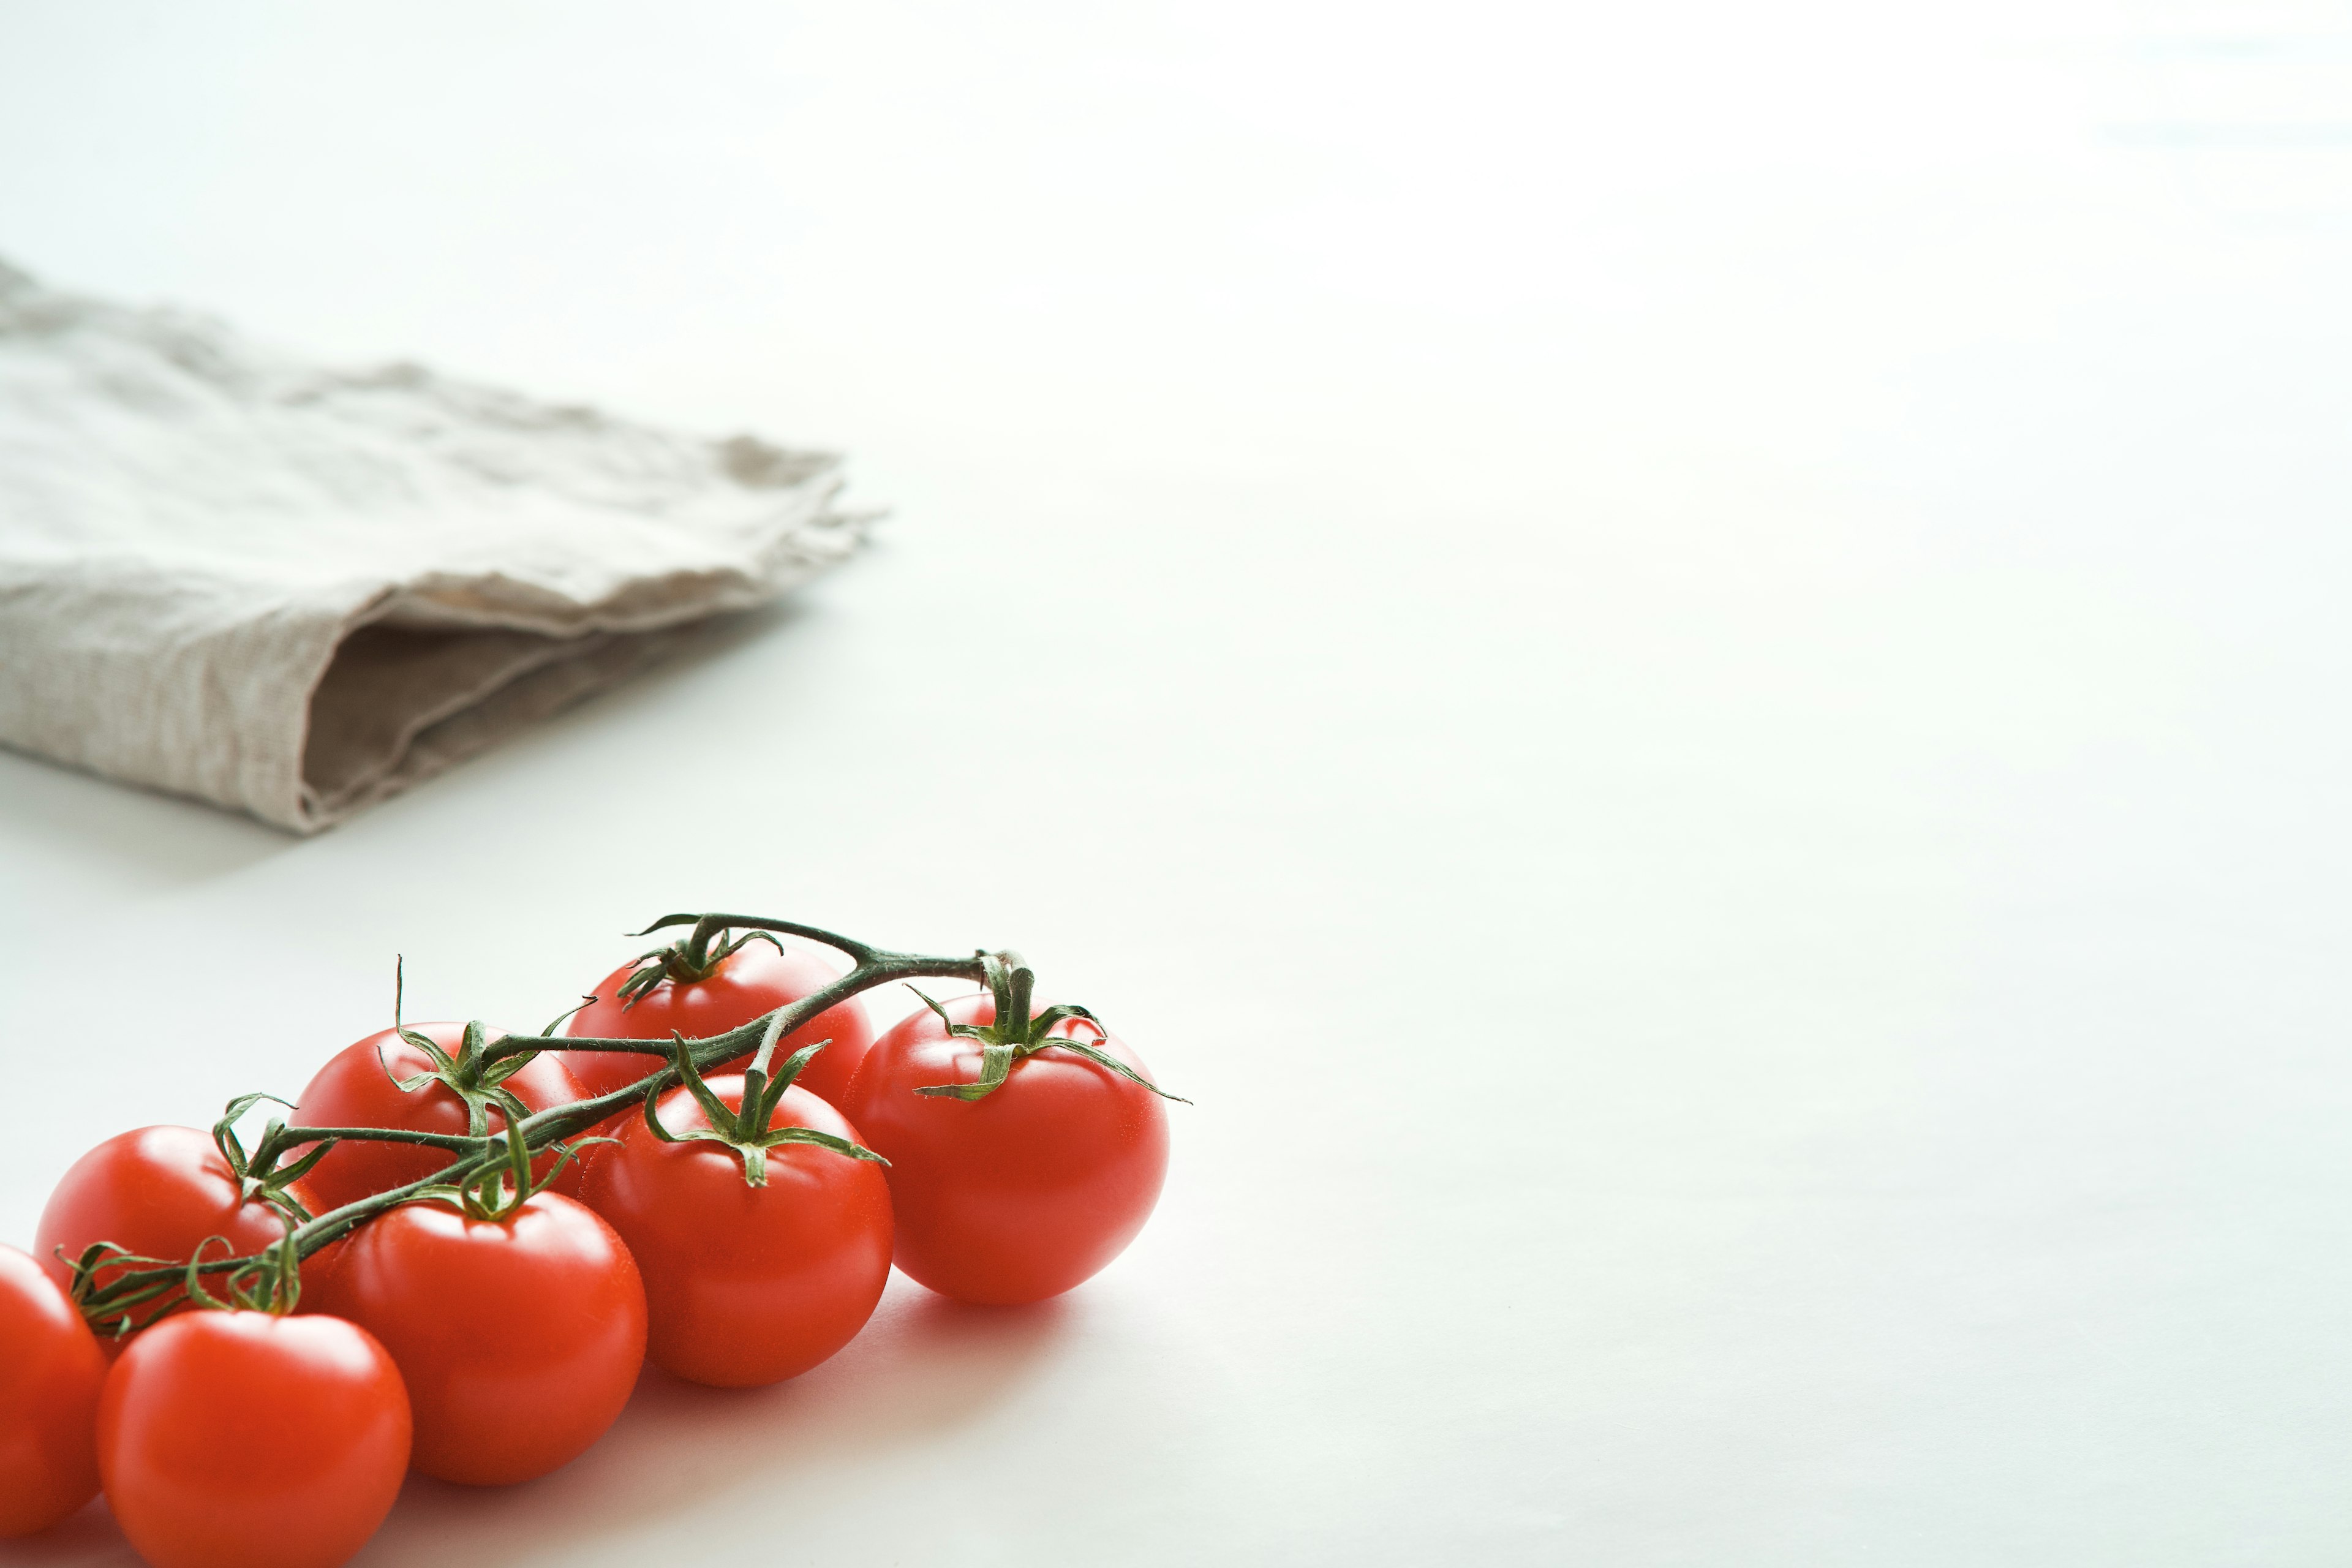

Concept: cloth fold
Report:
left=0, top=260, right=869, bottom=832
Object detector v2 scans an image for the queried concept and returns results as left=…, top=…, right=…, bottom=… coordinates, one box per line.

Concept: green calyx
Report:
left=386, top=1020, right=529, bottom=1130
left=613, top=918, right=783, bottom=1009
left=406, top=1082, right=599, bottom=1223
left=211, top=1091, right=330, bottom=1220
left=373, top=956, right=563, bottom=1142
left=61, top=1240, right=206, bottom=1339
left=910, top=954, right=1189, bottom=1105
left=643, top=1011, right=886, bottom=1188
left=60, top=1242, right=163, bottom=1337
left=181, top=1221, right=304, bottom=1316
left=64, top=1214, right=307, bottom=1338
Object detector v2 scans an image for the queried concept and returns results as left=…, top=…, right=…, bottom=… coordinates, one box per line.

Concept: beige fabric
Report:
left=0, top=260, right=868, bottom=832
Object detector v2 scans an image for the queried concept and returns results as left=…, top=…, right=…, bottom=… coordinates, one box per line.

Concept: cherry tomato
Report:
left=562, top=938, right=875, bottom=1108
left=34, top=1126, right=334, bottom=1327
left=841, top=995, right=1169, bottom=1305
left=579, top=1075, right=891, bottom=1387
left=0, top=1244, right=106, bottom=1537
left=98, top=1308, right=408, bottom=1568
left=314, top=1193, right=645, bottom=1485
left=290, top=1022, right=588, bottom=1211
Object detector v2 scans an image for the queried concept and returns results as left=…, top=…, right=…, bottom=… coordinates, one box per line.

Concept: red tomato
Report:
left=562, top=938, right=875, bottom=1108
left=98, top=1308, right=408, bottom=1568
left=34, top=1126, right=334, bottom=1329
left=290, top=1022, right=588, bottom=1211
left=841, top=995, right=1169, bottom=1305
left=0, top=1244, right=107, bottom=1537
left=315, top=1193, right=645, bottom=1485
left=579, top=1076, right=891, bottom=1387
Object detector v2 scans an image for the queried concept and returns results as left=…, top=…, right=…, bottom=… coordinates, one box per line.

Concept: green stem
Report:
left=264, top=1126, right=484, bottom=1152
left=628, top=912, right=883, bottom=977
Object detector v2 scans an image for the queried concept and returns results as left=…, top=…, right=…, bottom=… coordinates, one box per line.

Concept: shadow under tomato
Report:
left=0, top=1496, right=140, bottom=1567
left=351, top=1272, right=1076, bottom=1566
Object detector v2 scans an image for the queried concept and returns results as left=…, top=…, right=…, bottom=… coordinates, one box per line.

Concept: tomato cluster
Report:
left=0, top=916, right=1179, bottom=1568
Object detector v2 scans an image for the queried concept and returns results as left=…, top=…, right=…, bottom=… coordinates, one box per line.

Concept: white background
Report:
left=4, top=1, right=2352, bottom=1562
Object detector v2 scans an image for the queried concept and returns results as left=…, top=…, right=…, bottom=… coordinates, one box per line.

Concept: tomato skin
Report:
left=314, top=1193, right=645, bottom=1485
left=98, top=1310, right=409, bottom=1568
left=0, top=1245, right=107, bottom=1536
left=33, top=1126, right=333, bottom=1322
left=578, top=1077, right=892, bottom=1388
left=841, top=996, right=1169, bottom=1306
left=562, top=940, right=875, bottom=1108
left=290, top=1022, right=588, bottom=1211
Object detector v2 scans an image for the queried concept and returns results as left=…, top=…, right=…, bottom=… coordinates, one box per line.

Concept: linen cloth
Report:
left=0, top=260, right=867, bottom=832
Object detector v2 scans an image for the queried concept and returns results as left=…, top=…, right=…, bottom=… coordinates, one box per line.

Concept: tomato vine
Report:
left=68, top=914, right=1014, bottom=1336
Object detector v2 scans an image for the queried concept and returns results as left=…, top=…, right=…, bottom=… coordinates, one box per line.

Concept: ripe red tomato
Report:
left=841, top=994, right=1169, bottom=1305
left=579, top=1075, right=892, bottom=1387
left=98, top=1308, right=409, bottom=1568
left=34, top=1126, right=334, bottom=1329
left=290, top=1022, right=588, bottom=1212
left=315, top=1193, right=646, bottom=1485
left=562, top=938, right=875, bottom=1108
left=0, top=1244, right=107, bottom=1537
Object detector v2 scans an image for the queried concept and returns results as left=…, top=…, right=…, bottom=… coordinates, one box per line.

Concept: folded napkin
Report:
left=0, top=260, right=868, bottom=832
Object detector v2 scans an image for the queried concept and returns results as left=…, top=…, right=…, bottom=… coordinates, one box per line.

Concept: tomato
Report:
left=98, top=1308, right=408, bottom=1568
left=314, top=1192, right=645, bottom=1485
left=34, top=1126, right=334, bottom=1331
left=578, top=1075, right=891, bottom=1387
left=290, top=1022, right=588, bottom=1212
left=562, top=938, right=874, bottom=1108
left=0, top=1245, right=107, bottom=1536
left=840, top=994, right=1169, bottom=1305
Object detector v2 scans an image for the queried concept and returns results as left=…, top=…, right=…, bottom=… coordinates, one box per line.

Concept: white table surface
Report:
left=6, top=3, right=2352, bottom=1563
